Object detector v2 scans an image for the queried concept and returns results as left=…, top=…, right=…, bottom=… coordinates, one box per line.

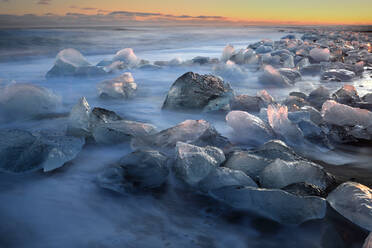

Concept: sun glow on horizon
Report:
left=0, top=0, right=371, bottom=25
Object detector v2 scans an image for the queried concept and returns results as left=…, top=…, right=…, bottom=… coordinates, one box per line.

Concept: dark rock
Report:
left=332, top=85, right=360, bottom=106
left=98, top=150, right=169, bottom=193
left=289, top=91, right=307, bottom=99
left=282, top=182, right=326, bottom=197
left=230, top=95, right=265, bottom=112
left=321, top=69, right=356, bottom=82
left=283, top=96, right=309, bottom=111
left=307, top=86, right=331, bottom=110
left=162, top=72, right=233, bottom=111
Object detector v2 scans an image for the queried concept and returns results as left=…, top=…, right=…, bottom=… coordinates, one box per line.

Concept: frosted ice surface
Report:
left=260, top=159, right=330, bottom=190
left=198, top=167, right=257, bottom=192
left=210, top=186, right=326, bottom=224
left=113, top=48, right=139, bottom=66
left=327, top=182, right=372, bottom=231
left=221, top=44, right=234, bottom=62
left=55, top=48, right=91, bottom=68
left=259, top=65, right=292, bottom=87
left=226, top=110, right=274, bottom=145
left=98, top=72, right=137, bottom=99
left=267, top=104, right=304, bottom=145
left=68, top=97, right=91, bottom=136
left=322, top=100, right=372, bottom=127
left=0, top=83, right=60, bottom=119
left=92, top=120, right=157, bottom=145
left=174, top=142, right=225, bottom=186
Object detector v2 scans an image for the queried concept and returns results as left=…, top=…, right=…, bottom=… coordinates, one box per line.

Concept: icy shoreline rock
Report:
left=162, top=72, right=233, bottom=112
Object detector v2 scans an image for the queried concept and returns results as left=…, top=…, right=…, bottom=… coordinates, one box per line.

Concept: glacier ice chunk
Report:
left=224, top=151, right=271, bottom=180
left=92, top=120, right=157, bottom=145
left=98, top=72, right=137, bottom=99
left=267, top=104, right=304, bottom=145
left=259, top=65, right=292, bottom=87
left=259, top=159, right=332, bottom=190
left=46, top=48, right=105, bottom=77
left=322, top=100, right=372, bottom=127
left=0, top=129, right=84, bottom=173
left=210, top=186, right=327, bottom=224
left=67, top=97, right=91, bottom=137
left=327, top=182, right=372, bottom=231
left=0, top=83, right=60, bottom=120
left=198, top=167, right=257, bottom=192
left=221, top=44, right=234, bottom=62
left=226, top=110, right=274, bottom=145
left=174, top=142, right=225, bottom=186
left=112, top=48, right=139, bottom=66
left=132, top=120, right=231, bottom=154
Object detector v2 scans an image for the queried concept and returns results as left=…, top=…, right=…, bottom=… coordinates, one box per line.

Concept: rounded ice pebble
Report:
left=226, top=110, right=274, bottom=145
left=221, top=44, right=234, bottom=62
left=113, top=48, right=139, bottom=66
left=309, top=48, right=330, bottom=62
left=0, top=83, right=60, bottom=120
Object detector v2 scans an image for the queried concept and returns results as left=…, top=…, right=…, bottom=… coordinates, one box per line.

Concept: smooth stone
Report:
left=332, top=84, right=360, bottom=106
left=321, top=69, right=356, bottom=82
left=162, top=72, right=233, bottom=111
left=278, top=68, right=302, bottom=83
left=307, top=86, right=330, bottom=110
left=230, top=95, right=265, bottom=112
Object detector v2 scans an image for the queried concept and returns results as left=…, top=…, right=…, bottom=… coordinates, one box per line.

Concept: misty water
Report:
left=0, top=26, right=370, bottom=248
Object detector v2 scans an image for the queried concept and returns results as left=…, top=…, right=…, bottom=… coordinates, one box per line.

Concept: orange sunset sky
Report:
left=0, top=0, right=371, bottom=25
